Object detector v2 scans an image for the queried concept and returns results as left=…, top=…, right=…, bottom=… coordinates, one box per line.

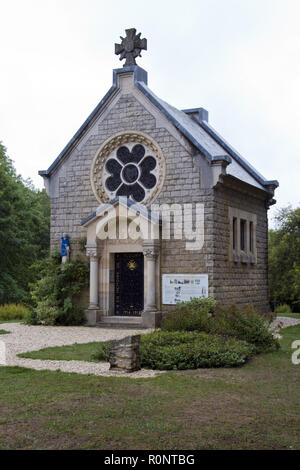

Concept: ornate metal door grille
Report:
left=115, top=252, right=144, bottom=316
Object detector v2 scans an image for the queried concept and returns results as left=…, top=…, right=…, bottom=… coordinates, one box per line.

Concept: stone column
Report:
left=142, top=240, right=161, bottom=328
left=85, top=244, right=102, bottom=325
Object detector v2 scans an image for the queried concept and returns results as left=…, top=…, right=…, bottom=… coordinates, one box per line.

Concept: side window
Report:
left=229, top=208, right=257, bottom=264
left=249, top=221, right=254, bottom=253
left=240, top=219, right=246, bottom=251
left=232, top=217, right=237, bottom=250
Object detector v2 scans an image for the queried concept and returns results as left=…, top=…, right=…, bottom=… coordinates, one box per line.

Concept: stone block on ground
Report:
left=109, top=335, right=141, bottom=372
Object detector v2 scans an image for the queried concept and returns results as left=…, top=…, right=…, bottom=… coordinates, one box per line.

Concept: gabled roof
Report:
left=136, top=82, right=231, bottom=163
left=39, top=65, right=278, bottom=191
left=198, top=119, right=278, bottom=188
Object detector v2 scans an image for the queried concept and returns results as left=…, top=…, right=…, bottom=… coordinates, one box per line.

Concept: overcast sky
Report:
left=1, top=0, right=299, bottom=225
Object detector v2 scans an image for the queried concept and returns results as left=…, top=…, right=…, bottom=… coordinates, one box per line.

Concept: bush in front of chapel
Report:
left=140, top=330, right=255, bottom=369
left=209, top=304, right=279, bottom=353
left=25, top=253, right=89, bottom=326
left=92, top=330, right=255, bottom=369
left=161, top=297, right=216, bottom=332
left=161, top=298, right=279, bottom=354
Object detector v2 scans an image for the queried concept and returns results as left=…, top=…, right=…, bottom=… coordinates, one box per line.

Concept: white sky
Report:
left=1, top=0, right=300, bottom=225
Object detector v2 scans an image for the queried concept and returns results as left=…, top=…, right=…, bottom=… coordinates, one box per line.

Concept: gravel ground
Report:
left=0, top=316, right=299, bottom=378
left=0, top=323, right=159, bottom=378
left=270, top=316, right=300, bottom=329
left=269, top=316, right=300, bottom=339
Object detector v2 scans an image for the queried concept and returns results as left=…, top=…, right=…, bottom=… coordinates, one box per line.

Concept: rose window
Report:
left=102, top=143, right=158, bottom=203
left=91, top=132, right=165, bottom=205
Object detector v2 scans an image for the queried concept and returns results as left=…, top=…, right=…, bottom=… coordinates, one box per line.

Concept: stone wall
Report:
left=49, top=92, right=205, bottom=255
left=159, top=190, right=214, bottom=313
left=211, top=182, right=269, bottom=313
left=46, top=80, right=270, bottom=315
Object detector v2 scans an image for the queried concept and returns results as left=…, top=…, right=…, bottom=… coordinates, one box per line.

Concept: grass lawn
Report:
left=18, top=342, right=106, bottom=362
left=0, top=330, right=10, bottom=335
left=18, top=341, right=106, bottom=362
left=276, top=313, right=300, bottom=319
left=0, top=325, right=300, bottom=450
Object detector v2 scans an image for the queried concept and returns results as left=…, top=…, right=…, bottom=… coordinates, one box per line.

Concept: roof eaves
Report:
left=80, top=211, right=97, bottom=226
left=39, top=66, right=148, bottom=177
left=38, top=83, right=118, bottom=177
left=39, top=66, right=149, bottom=178
left=199, top=120, right=279, bottom=189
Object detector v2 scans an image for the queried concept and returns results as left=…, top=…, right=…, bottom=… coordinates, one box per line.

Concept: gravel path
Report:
left=269, top=316, right=300, bottom=339
left=0, top=323, right=159, bottom=378
left=1, top=316, right=299, bottom=378
left=270, top=316, right=300, bottom=329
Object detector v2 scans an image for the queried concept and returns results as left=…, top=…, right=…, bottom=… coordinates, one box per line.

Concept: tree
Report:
left=0, top=142, right=50, bottom=304
left=269, top=206, right=300, bottom=311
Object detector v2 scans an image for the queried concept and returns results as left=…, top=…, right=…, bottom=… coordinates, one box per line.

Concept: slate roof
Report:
left=39, top=66, right=278, bottom=191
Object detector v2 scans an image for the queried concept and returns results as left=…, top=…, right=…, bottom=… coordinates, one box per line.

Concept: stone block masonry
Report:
left=49, top=93, right=202, bottom=257
left=44, top=68, right=274, bottom=318
left=212, top=182, right=269, bottom=313
left=109, top=335, right=141, bottom=372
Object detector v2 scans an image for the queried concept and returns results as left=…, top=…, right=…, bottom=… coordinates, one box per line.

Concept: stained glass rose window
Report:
left=91, top=132, right=165, bottom=205
left=103, top=143, right=158, bottom=203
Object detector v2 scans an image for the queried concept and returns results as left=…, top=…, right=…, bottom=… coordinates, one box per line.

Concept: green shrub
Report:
left=91, top=331, right=254, bottom=370
left=0, top=303, right=29, bottom=321
left=161, top=297, right=216, bottom=332
left=161, top=298, right=279, bottom=353
left=25, top=253, right=89, bottom=326
left=91, top=341, right=111, bottom=362
left=274, top=304, right=292, bottom=314
left=210, top=305, right=280, bottom=353
left=140, top=331, right=254, bottom=370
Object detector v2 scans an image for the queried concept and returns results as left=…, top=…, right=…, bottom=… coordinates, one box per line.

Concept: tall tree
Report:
left=269, top=206, right=300, bottom=311
left=0, top=142, right=50, bottom=304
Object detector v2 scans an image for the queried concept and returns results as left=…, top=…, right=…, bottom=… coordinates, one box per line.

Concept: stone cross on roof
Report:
left=115, top=28, right=147, bottom=67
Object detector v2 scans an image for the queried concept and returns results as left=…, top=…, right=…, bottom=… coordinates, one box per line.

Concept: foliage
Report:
left=78, top=237, right=87, bottom=252
left=0, top=142, right=50, bottom=304
left=209, top=305, right=279, bottom=353
left=274, top=304, right=292, bottom=314
left=0, top=324, right=300, bottom=450
left=91, top=342, right=111, bottom=362
left=269, top=206, right=300, bottom=311
left=161, top=298, right=279, bottom=353
left=140, top=331, right=254, bottom=370
left=25, top=253, right=89, bottom=326
left=0, top=303, right=29, bottom=321
left=91, top=330, right=254, bottom=370
left=161, top=297, right=216, bottom=332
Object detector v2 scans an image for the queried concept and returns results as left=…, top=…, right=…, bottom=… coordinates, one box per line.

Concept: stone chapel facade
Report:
left=39, top=30, right=278, bottom=328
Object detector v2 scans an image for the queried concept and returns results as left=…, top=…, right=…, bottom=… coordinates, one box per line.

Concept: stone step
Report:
left=95, top=323, right=145, bottom=329
left=96, top=316, right=145, bottom=329
left=102, top=316, right=142, bottom=323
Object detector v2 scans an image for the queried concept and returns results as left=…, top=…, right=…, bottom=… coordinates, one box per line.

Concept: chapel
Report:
left=39, top=28, right=278, bottom=327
